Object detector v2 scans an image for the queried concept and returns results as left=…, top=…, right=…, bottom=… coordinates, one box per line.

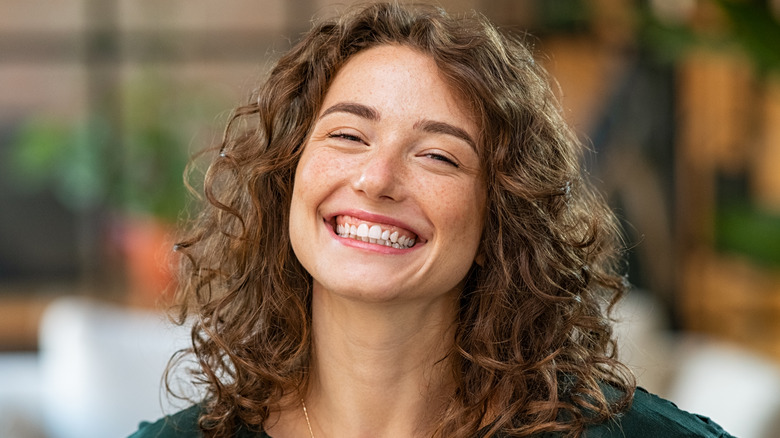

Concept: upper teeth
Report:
left=336, top=222, right=416, bottom=249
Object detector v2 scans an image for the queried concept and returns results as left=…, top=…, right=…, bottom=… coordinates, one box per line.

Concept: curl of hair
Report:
left=168, top=3, right=635, bottom=437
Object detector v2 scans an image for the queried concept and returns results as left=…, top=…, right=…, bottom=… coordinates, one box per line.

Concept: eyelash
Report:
left=328, top=132, right=459, bottom=168
left=424, top=153, right=459, bottom=168
left=328, top=132, right=364, bottom=143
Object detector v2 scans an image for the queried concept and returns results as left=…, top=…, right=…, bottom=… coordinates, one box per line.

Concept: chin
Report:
left=314, top=280, right=406, bottom=303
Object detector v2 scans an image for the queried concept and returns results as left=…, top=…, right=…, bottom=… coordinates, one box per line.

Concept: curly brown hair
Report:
left=168, top=2, right=635, bottom=437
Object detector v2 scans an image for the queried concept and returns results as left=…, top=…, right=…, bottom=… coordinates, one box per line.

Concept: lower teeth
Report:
left=338, top=231, right=413, bottom=248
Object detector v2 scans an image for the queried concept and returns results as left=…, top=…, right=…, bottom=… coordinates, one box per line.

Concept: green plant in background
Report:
left=713, top=0, right=780, bottom=74
left=119, top=75, right=199, bottom=222
left=641, top=0, right=780, bottom=73
left=717, top=203, right=780, bottom=268
left=11, top=115, right=114, bottom=213
left=8, top=74, right=220, bottom=224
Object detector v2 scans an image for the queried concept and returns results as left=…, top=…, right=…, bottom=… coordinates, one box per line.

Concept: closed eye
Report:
left=328, top=132, right=364, bottom=143
left=424, top=153, right=459, bottom=168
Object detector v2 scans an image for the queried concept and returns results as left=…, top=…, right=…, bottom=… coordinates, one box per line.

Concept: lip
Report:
left=324, top=209, right=428, bottom=251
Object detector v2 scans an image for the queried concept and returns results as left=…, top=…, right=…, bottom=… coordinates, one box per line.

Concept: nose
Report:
left=352, top=148, right=403, bottom=201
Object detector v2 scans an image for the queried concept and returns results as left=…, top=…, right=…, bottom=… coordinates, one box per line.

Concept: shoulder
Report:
left=127, top=405, right=203, bottom=438
left=126, top=405, right=271, bottom=438
left=583, top=387, right=735, bottom=438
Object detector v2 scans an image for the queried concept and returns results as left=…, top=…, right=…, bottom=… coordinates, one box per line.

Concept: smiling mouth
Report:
left=334, top=215, right=418, bottom=249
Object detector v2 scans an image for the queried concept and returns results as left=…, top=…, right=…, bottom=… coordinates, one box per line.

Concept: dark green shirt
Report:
left=128, top=388, right=734, bottom=437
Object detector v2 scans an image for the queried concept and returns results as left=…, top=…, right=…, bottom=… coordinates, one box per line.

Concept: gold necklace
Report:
left=301, top=399, right=315, bottom=438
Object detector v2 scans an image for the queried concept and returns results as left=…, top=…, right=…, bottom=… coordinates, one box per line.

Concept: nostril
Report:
left=352, top=156, right=401, bottom=201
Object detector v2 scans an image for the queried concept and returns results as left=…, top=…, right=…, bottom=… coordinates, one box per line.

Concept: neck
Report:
left=306, top=286, right=458, bottom=438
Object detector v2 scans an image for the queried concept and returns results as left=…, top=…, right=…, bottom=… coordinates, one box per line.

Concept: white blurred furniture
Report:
left=614, top=292, right=780, bottom=438
left=0, top=352, right=44, bottom=438
left=37, top=296, right=194, bottom=438
left=666, top=337, right=780, bottom=438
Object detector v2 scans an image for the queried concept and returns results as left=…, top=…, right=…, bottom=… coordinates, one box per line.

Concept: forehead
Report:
left=320, top=45, right=480, bottom=137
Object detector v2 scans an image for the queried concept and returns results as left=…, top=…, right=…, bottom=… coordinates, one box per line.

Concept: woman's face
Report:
left=289, top=45, right=486, bottom=304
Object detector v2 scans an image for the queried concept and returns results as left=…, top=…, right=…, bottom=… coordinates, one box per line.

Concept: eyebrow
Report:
left=414, top=119, right=476, bottom=151
left=319, top=102, right=380, bottom=121
left=319, top=101, right=476, bottom=151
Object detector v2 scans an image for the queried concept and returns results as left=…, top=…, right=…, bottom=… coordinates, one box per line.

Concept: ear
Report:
left=474, top=248, right=485, bottom=267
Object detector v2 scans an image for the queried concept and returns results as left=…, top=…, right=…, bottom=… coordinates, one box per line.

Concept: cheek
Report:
left=433, top=182, right=486, bottom=237
left=289, top=152, right=323, bottom=253
left=289, top=148, right=353, bottom=233
left=295, top=149, right=353, bottom=193
left=291, top=152, right=329, bottom=208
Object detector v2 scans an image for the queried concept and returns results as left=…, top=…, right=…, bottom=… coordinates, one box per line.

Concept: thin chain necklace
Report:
left=301, top=399, right=315, bottom=438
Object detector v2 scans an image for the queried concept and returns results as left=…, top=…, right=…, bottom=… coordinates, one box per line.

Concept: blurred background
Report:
left=1, top=0, right=779, bottom=437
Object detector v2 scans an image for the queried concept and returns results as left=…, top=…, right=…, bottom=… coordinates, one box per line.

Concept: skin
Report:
left=275, top=44, right=486, bottom=438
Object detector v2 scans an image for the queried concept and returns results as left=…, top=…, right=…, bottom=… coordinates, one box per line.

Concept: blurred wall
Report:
left=1, top=0, right=780, bottom=364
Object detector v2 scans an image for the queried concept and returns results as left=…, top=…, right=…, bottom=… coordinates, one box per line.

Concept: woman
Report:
left=131, top=3, right=732, bottom=437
